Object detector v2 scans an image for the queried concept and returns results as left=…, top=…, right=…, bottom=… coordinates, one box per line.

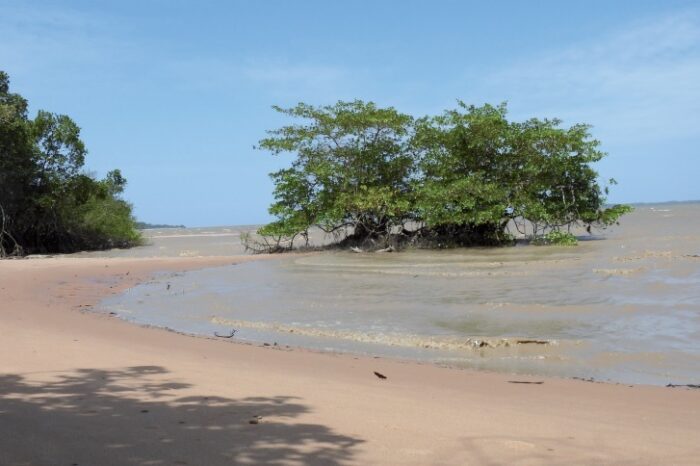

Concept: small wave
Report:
left=295, top=257, right=582, bottom=270
left=613, top=250, right=673, bottom=262
left=210, top=317, right=561, bottom=352
left=345, top=268, right=531, bottom=278
left=178, top=250, right=201, bottom=257
left=593, top=267, right=646, bottom=276
left=293, top=261, right=533, bottom=278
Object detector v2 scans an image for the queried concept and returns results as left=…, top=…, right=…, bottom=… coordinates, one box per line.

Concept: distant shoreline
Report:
left=626, top=199, right=700, bottom=206
left=135, top=222, right=187, bottom=229
left=139, top=200, right=700, bottom=231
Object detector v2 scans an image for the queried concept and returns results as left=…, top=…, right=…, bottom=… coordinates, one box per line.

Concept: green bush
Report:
left=531, top=231, right=578, bottom=246
left=0, top=71, right=141, bottom=256
left=256, top=100, right=631, bottom=251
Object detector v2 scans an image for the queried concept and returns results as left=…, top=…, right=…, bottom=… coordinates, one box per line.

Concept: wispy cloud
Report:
left=472, top=8, right=700, bottom=145
left=243, top=62, right=346, bottom=87
left=0, top=3, right=360, bottom=106
left=0, top=3, right=141, bottom=90
left=164, top=57, right=367, bottom=104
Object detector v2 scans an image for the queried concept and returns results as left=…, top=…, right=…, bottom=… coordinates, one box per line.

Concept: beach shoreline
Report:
left=1, top=256, right=699, bottom=465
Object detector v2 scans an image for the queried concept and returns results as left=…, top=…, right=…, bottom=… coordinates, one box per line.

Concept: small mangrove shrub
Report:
left=531, top=231, right=579, bottom=246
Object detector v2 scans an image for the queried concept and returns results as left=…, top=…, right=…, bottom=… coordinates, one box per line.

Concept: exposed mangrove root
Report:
left=0, top=204, right=23, bottom=258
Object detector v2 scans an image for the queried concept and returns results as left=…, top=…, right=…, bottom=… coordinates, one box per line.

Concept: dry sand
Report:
left=0, top=256, right=698, bottom=465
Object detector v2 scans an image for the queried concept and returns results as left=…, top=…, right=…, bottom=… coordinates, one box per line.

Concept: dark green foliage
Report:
left=257, top=101, right=415, bottom=248
left=256, top=100, right=631, bottom=251
left=0, top=71, right=140, bottom=256
left=413, top=102, right=631, bottom=244
left=531, top=231, right=578, bottom=246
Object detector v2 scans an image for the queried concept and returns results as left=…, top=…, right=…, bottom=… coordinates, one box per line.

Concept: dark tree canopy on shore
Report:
left=0, top=71, right=140, bottom=256
left=253, top=100, right=631, bottom=251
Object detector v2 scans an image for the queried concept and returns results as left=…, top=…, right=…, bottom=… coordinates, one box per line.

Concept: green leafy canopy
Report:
left=0, top=71, right=141, bottom=256
left=255, top=100, right=631, bottom=251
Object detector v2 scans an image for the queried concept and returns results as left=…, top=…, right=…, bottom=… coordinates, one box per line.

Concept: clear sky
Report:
left=1, top=0, right=698, bottom=226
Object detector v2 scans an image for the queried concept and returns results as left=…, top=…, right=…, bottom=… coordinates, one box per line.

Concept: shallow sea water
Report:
left=100, top=204, right=700, bottom=386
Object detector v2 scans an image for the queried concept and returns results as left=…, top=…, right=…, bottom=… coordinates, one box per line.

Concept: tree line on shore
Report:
left=0, top=71, right=140, bottom=257
left=248, top=100, right=631, bottom=252
left=1, top=69, right=631, bottom=257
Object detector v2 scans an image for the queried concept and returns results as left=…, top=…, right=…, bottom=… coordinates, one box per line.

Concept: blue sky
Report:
left=1, top=0, right=699, bottom=226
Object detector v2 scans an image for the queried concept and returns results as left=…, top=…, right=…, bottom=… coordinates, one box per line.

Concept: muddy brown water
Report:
left=100, top=203, right=700, bottom=386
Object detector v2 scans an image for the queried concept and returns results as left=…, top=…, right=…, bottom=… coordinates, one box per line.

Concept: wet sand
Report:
left=1, top=256, right=699, bottom=465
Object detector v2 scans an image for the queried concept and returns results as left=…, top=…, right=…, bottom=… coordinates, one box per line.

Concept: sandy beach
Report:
left=0, top=256, right=698, bottom=465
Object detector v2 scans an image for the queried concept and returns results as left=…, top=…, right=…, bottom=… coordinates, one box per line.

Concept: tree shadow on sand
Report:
left=0, top=365, right=363, bottom=465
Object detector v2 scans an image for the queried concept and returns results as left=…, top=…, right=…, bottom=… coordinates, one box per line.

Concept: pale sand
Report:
left=0, top=257, right=698, bottom=465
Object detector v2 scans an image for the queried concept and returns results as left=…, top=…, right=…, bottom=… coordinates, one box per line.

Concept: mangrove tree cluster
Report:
left=0, top=71, right=140, bottom=256
left=253, top=100, right=631, bottom=251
